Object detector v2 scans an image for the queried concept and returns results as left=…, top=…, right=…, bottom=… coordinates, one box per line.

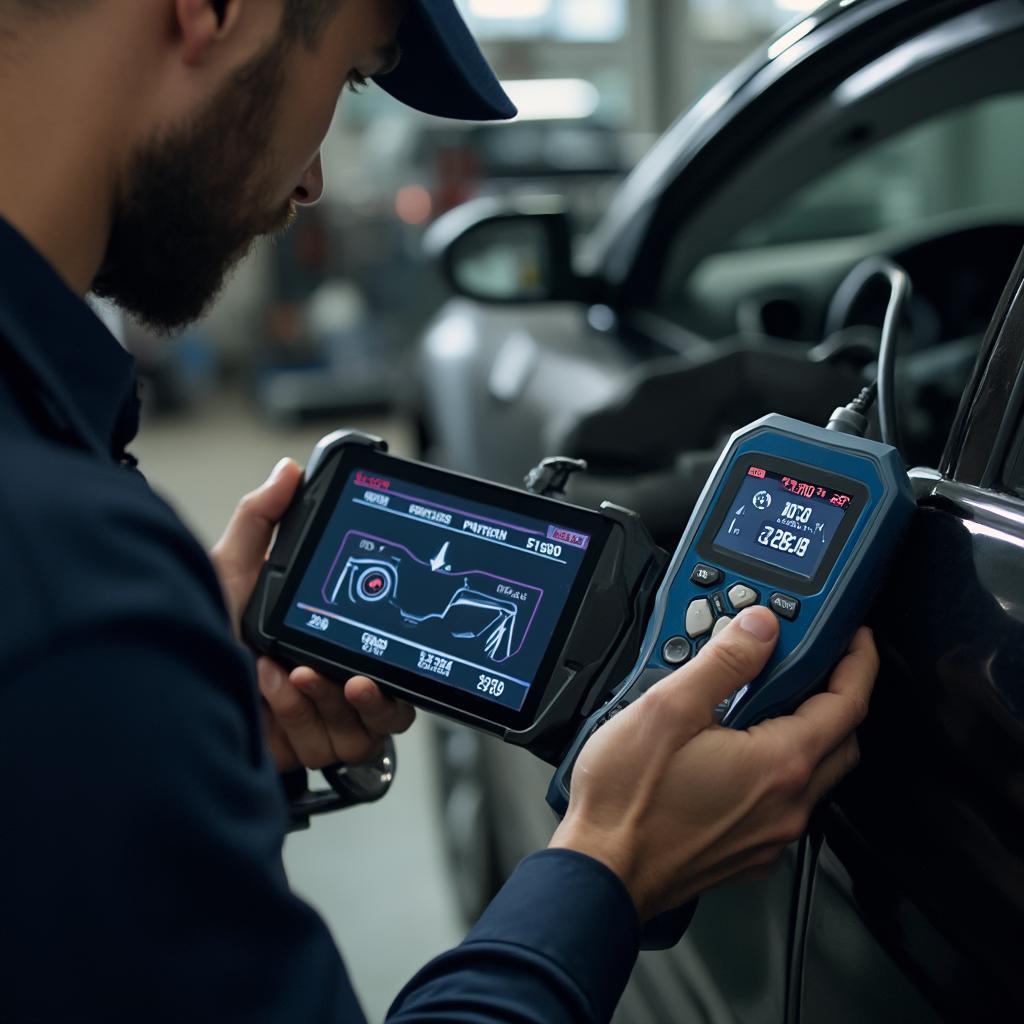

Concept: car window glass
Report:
left=659, top=91, right=1024, bottom=341
left=653, top=91, right=1024, bottom=470
left=999, top=372, right=1024, bottom=497
left=725, top=93, right=1024, bottom=252
left=1003, top=423, right=1024, bottom=498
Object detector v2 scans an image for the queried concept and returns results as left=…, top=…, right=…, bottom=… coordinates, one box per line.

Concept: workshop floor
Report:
left=133, top=392, right=465, bottom=1024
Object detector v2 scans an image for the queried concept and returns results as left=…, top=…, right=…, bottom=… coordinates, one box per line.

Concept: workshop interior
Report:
left=102, top=1, right=1023, bottom=1021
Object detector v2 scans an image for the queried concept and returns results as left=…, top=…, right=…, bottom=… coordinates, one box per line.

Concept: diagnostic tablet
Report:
left=248, top=436, right=649, bottom=741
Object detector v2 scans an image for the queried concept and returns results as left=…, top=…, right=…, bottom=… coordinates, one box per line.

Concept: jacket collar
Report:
left=0, top=217, right=139, bottom=461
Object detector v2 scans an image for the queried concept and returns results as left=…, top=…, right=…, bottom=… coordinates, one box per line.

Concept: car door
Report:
left=792, top=247, right=1024, bottom=1021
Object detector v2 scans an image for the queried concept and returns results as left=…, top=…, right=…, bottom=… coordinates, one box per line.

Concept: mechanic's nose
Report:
left=294, top=152, right=324, bottom=206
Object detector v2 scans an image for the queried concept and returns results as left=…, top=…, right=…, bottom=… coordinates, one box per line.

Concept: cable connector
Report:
left=524, top=456, right=588, bottom=497
left=822, top=257, right=910, bottom=451
left=826, top=383, right=877, bottom=437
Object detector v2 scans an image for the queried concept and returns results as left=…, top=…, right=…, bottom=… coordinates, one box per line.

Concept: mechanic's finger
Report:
left=825, top=627, right=878, bottom=703
left=212, top=459, right=302, bottom=579
left=291, top=668, right=382, bottom=763
left=258, top=658, right=335, bottom=768
left=290, top=668, right=363, bottom=730
left=787, top=627, right=876, bottom=761
left=651, top=606, right=779, bottom=725
left=805, top=733, right=861, bottom=806
left=344, top=675, right=417, bottom=736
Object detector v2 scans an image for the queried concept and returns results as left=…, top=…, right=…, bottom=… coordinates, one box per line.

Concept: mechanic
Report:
left=0, top=1, right=876, bottom=1021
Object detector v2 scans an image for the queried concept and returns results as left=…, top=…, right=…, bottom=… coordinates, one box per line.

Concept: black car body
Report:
left=418, top=2, right=1024, bottom=1020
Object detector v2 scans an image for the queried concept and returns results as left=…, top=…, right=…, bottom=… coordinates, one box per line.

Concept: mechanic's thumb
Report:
left=662, top=606, right=779, bottom=717
left=212, top=458, right=302, bottom=573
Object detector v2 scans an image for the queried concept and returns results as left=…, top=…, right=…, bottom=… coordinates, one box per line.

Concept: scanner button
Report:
left=685, top=599, right=714, bottom=638
left=711, top=616, right=732, bottom=639
left=690, top=564, right=722, bottom=588
left=770, top=593, right=801, bottom=621
left=728, top=584, right=759, bottom=610
left=710, top=591, right=729, bottom=617
left=662, top=636, right=691, bottom=666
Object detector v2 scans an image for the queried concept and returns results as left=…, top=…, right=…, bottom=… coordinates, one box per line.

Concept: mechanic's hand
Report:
left=211, top=458, right=415, bottom=773
left=210, top=457, right=302, bottom=636
left=258, top=660, right=414, bottom=772
left=549, top=608, right=876, bottom=922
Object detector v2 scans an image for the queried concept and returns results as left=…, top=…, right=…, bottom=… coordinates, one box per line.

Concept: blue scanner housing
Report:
left=547, top=412, right=915, bottom=839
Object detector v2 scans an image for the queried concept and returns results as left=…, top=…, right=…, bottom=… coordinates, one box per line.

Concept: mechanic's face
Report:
left=93, top=0, right=404, bottom=332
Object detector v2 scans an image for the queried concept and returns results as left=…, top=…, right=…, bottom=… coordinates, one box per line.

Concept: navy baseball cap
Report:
left=372, top=0, right=518, bottom=121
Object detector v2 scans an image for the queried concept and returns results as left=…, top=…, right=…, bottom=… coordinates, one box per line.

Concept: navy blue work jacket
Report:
left=0, top=218, right=640, bottom=1022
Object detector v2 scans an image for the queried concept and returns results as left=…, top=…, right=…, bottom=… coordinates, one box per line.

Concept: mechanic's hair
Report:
left=2, top=0, right=343, bottom=48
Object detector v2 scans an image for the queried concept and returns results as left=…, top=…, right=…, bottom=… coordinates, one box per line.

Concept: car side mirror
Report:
left=424, top=197, right=586, bottom=304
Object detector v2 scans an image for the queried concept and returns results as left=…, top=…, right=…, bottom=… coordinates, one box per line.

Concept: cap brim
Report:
left=373, top=1, right=517, bottom=122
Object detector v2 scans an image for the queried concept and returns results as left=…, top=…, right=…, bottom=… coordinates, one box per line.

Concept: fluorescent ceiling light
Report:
left=469, top=0, right=551, bottom=18
left=501, top=78, right=600, bottom=121
left=558, top=0, right=626, bottom=40
left=774, top=0, right=821, bottom=10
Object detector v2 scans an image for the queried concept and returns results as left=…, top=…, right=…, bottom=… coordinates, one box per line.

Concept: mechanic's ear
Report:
left=174, top=0, right=244, bottom=65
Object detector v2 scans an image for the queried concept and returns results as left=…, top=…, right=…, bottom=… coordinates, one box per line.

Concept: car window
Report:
left=997, top=351, right=1024, bottom=498
left=649, top=83, right=1024, bottom=471
left=656, top=90, right=1024, bottom=344
left=725, top=93, right=1024, bottom=252
left=1002, top=421, right=1024, bottom=497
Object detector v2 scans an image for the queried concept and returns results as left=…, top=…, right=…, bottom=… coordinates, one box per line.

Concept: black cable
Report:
left=825, top=258, right=911, bottom=449
left=877, top=262, right=911, bottom=454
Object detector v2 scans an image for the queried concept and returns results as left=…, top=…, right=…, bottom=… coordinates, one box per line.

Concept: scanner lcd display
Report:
left=698, top=452, right=867, bottom=597
left=280, top=462, right=602, bottom=717
left=712, top=467, right=852, bottom=579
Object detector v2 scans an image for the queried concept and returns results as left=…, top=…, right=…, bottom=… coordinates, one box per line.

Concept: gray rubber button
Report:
left=685, top=599, right=714, bottom=638
left=662, top=636, right=691, bottom=666
left=711, top=616, right=733, bottom=639
left=728, top=584, right=759, bottom=610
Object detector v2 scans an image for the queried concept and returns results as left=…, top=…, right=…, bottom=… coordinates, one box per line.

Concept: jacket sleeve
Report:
left=388, top=849, right=641, bottom=1024
left=1, top=626, right=367, bottom=1024
left=3, top=624, right=638, bottom=1024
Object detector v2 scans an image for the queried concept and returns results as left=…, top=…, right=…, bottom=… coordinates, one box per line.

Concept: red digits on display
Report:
left=784, top=478, right=816, bottom=498
left=781, top=474, right=850, bottom=506
left=355, top=471, right=391, bottom=491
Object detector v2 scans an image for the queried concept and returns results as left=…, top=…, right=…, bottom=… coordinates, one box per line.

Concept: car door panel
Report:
left=799, top=837, right=946, bottom=1024
left=797, top=477, right=1024, bottom=1020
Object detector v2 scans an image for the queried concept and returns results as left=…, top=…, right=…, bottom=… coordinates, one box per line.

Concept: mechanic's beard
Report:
left=92, top=35, right=295, bottom=333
